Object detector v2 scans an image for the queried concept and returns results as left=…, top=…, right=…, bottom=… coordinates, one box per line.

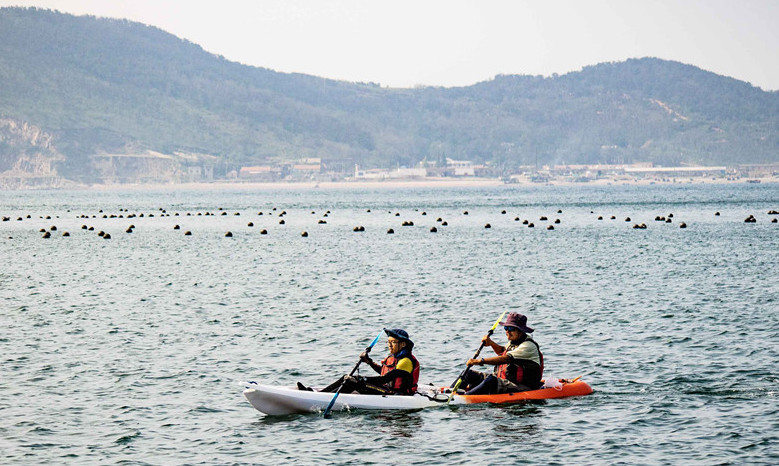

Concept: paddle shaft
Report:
left=449, top=330, right=493, bottom=393
left=323, top=332, right=382, bottom=418
left=448, top=310, right=508, bottom=400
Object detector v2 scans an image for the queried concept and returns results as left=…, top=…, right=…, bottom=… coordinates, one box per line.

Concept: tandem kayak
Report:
left=243, top=378, right=593, bottom=416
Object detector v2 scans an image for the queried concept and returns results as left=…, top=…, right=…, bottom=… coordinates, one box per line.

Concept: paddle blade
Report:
left=366, top=331, right=383, bottom=351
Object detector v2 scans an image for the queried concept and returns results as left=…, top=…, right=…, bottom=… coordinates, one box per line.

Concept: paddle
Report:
left=447, top=310, right=509, bottom=402
left=323, top=330, right=383, bottom=418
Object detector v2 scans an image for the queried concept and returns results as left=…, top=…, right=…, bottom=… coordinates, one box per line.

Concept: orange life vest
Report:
left=495, top=338, right=543, bottom=388
left=381, top=353, right=420, bottom=394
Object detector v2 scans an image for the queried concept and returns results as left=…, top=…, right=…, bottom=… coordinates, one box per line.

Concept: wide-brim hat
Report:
left=499, top=312, right=534, bottom=333
left=384, top=328, right=414, bottom=349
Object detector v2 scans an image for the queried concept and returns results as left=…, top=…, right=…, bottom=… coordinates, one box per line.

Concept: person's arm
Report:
left=360, top=352, right=383, bottom=374
left=467, top=355, right=511, bottom=366
left=482, top=335, right=505, bottom=355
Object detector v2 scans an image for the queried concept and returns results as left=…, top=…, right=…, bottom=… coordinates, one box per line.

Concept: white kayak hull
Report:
left=243, top=383, right=440, bottom=415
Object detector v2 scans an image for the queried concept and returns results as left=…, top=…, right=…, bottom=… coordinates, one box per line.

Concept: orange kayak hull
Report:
left=459, top=379, right=593, bottom=404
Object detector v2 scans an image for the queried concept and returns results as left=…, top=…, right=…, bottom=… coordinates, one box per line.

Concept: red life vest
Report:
left=381, top=353, right=420, bottom=394
left=495, top=338, right=543, bottom=387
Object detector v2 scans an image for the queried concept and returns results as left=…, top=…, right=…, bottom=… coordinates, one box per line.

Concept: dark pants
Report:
left=459, top=371, right=534, bottom=395
left=321, top=375, right=393, bottom=395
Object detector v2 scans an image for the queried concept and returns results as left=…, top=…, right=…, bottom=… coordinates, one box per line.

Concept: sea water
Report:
left=1, top=183, right=777, bottom=464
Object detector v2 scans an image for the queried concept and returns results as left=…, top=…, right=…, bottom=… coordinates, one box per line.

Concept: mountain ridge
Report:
left=1, top=7, right=777, bottom=186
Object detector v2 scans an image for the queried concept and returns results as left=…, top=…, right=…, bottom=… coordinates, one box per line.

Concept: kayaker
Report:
left=298, top=328, right=420, bottom=395
left=461, top=312, right=543, bottom=394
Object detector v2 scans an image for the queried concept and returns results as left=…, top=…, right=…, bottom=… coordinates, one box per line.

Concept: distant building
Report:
left=239, top=165, right=281, bottom=181
left=446, top=158, right=475, bottom=176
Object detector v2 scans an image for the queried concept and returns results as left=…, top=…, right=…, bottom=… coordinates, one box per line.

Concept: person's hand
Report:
left=481, top=335, right=493, bottom=345
left=359, top=352, right=372, bottom=363
left=467, top=358, right=478, bottom=366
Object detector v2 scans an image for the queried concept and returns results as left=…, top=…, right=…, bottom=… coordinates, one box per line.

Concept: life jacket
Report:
left=495, top=337, right=544, bottom=388
left=381, top=353, right=420, bottom=394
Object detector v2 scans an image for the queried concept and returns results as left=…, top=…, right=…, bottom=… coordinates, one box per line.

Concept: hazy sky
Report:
left=4, top=0, right=778, bottom=90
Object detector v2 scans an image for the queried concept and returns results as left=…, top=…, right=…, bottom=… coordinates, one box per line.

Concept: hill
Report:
left=1, top=7, right=777, bottom=186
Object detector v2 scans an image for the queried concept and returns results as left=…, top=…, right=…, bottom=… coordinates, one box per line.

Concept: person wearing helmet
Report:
left=298, top=328, right=421, bottom=395
left=461, top=312, right=543, bottom=394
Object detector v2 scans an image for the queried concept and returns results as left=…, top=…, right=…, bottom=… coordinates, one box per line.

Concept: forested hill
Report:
left=1, top=7, right=777, bottom=185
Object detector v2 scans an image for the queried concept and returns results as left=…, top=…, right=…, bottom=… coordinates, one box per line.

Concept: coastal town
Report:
left=233, top=158, right=778, bottom=185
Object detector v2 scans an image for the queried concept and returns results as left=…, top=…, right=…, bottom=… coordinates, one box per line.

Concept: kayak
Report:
left=243, top=378, right=593, bottom=416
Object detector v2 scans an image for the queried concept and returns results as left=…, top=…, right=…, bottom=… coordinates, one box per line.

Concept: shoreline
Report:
left=2, top=176, right=776, bottom=192
left=85, top=176, right=777, bottom=192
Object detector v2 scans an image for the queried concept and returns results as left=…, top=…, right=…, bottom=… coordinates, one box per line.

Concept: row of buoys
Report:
left=10, top=205, right=779, bottom=240
left=4, top=215, right=59, bottom=221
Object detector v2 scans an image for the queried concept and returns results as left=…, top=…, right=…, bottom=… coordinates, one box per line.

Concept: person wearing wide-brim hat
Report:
left=461, top=312, right=544, bottom=394
left=300, top=328, right=421, bottom=395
